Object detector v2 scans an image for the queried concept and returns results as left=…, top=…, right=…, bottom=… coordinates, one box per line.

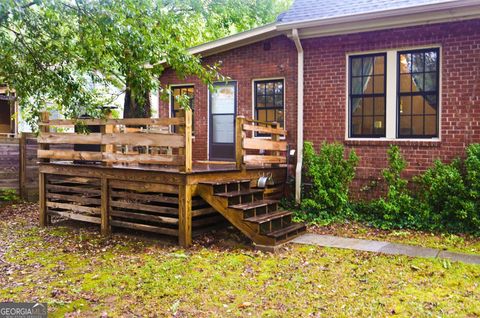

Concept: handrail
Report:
left=37, top=110, right=193, bottom=172
left=235, top=116, right=288, bottom=171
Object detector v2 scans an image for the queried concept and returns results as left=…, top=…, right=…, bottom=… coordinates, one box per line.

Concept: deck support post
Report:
left=39, top=172, right=50, bottom=226
left=101, top=178, right=111, bottom=235
left=19, top=133, right=27, bottom=200
left=178, top=183, right=192, bottom=247
left=39, top=112, right=50, bottom=227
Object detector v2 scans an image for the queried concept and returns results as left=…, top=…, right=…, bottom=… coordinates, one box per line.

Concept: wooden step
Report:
left=244, top=210, right=292, bottom=224
left=199, top=179, right=251, bottom=186
left=266, top=223, right=306, bottom=239
left=201, top=180, right=252, bottom=193
left=215, top=189, right=264, bottom=198
left=229, top=199, right=278, bottom=211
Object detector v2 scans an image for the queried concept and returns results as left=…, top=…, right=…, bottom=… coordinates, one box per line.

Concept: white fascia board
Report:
left=188, top=23, right=280, bottom=57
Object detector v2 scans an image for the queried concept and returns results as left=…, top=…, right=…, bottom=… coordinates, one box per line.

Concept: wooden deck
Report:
left=37, top=111, right=304, bottom=247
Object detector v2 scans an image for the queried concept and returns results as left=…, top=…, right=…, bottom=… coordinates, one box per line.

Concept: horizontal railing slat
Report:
left=103, top=153, right=184, bottom=165
left=243, top=138, right=287, bottom=151
left=243, top=155, right=287, bottom=164
left=38, top=132, right=101, bottom=144
left=38, top=132, right=185, bottom=148
left=242, top=124, right=287, bottom=136
left=38, top=149, right=102, bottom=161
left=39, top=117, right=185, bottom=126
left=102, top=133, right=185, bottom=147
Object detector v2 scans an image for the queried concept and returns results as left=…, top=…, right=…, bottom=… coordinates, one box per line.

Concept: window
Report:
left=171, top=86, right=194, bottom=132
left=349, top=53, right=386, bottom=138
left=397, top=49, right=439, bottom=138
left=347, top=47, right=440, bottom=140
left=254, top=79, right=284, bottom=135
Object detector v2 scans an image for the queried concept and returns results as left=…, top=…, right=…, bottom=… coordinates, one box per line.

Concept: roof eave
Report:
left=188, top=23, right=281, bottom=57
left=277, top=0, right=480, bottom=34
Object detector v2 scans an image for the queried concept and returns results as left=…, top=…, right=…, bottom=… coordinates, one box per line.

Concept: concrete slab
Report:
left=378, top=243, right=439, bottom=258
left=292, top=233, right=480, bottom=265
left=292, top=234, right=390, bottom=253
left=437, top=250, right=480, bottom=265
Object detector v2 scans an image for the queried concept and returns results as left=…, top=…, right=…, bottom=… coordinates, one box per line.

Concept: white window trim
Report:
left=251, top=77, right=286, bottom=139
left=345, top=45, right=442, bottom=142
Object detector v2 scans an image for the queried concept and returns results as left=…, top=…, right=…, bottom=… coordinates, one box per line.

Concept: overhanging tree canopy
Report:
left=0, top=0, right=289, bottom=126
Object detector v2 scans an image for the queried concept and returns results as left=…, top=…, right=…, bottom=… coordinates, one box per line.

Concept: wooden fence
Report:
left=0, top=133, right=38, bottom=200
left=37, top=110, right=193, bottom=172
left=236, top=116, right=288, bottom=170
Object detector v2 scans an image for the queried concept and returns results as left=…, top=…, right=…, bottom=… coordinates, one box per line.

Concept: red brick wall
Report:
left=158, top=35, right=298, bottom=161
left=159, top=19, right=480, bottom=197
left=302, top=19, right=480, bottom=197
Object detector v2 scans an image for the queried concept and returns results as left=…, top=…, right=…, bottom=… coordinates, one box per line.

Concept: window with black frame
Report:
left=171, top=86, right=194, bottom=133
left=397, top=48, right=439, bottom=138
left=254, top=79, right=284, bottom=136
left=349, top=53, right=386, bottom=138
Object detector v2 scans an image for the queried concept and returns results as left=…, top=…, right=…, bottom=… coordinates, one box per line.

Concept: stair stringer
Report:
left=196, top=184, right=275, bottom=246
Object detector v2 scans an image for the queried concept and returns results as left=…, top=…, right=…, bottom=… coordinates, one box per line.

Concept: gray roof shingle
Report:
left=277, top=0, right=456, bottom=24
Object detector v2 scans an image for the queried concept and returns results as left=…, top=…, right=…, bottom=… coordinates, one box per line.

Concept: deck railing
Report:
left=235, top=116, right=288, bottom=170
left=37, top=109, right=193, bottom=172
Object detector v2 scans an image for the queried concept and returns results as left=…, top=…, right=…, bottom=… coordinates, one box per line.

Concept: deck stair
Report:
left=197, top=179, right=306, bottom=247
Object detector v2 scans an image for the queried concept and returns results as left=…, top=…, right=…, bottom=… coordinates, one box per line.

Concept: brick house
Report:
left=159, top=0, right=480, bottom=201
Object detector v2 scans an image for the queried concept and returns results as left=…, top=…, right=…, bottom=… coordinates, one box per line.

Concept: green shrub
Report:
left=356, top=145, right=419, bottom=229
left=0, top=188, right=19, bottom=203
left=465, top=143, right=480, bottom=207
left=411, top=144, right=480, bottom=233
left=298, top=141, right=358, bottom=224
left=415, top=159, right=477, bottom=232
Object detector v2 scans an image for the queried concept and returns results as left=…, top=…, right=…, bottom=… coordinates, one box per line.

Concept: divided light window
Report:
left=397, top=48, right=439, bottom=138
left=349, top=53, right=386, bottom=138
left=171, top=86, right=194, bottom=133
left=254, top=79, right=284, bottom=136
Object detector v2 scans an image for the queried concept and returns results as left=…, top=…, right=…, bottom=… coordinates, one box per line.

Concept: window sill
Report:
left=344, top=138, right=441, bottom=147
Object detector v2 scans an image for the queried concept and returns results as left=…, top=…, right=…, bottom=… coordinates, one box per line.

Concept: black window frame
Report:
left=348, top=52, right=387, bottom=138
left=396, top=48, right=440, bottom=139
left=253, top=79, right=285, bottom=137
left=170, top=85, right=194, bottom=133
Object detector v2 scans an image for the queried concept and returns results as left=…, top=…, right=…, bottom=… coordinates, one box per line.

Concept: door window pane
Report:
left=211, top=84, right=235, bottom=114
left=212, top=115, right=234, bottom=143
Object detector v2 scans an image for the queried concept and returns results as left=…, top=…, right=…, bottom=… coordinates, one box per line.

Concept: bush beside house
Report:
left=299, top=142, right=480, bottom=235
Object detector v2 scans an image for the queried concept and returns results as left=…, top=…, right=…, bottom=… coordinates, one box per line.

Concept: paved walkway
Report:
left=292, top=234, right=480, bottom=265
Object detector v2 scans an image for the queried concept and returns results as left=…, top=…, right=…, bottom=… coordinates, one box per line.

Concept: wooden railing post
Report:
left=39, top=112, right=50, bottom=163
left=271, top=122, right=280, bottom=168
left=184, top=108, right=192, bottom=172
left=236, top=116, right=246, bottom=171
left=100, top=111, right=114, bottom=166
left=39, top=172, right=49, bottom=226
left=178, top=184, right=192, bottom=247
left=39, top=112, right=50, bottom=227
left=100, top=178, right=111, bottom=235
left=19, top=133, right=27, bottom=200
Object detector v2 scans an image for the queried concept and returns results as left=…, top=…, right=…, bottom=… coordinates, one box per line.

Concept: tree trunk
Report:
left=123, top=83, right=151, bottom=118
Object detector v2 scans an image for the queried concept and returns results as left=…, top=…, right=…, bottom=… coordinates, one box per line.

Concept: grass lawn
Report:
left=1, top=203, right=479, bottom=317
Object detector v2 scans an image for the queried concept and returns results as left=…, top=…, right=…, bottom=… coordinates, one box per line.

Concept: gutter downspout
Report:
left=291, top=28, right=303, bottom=204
